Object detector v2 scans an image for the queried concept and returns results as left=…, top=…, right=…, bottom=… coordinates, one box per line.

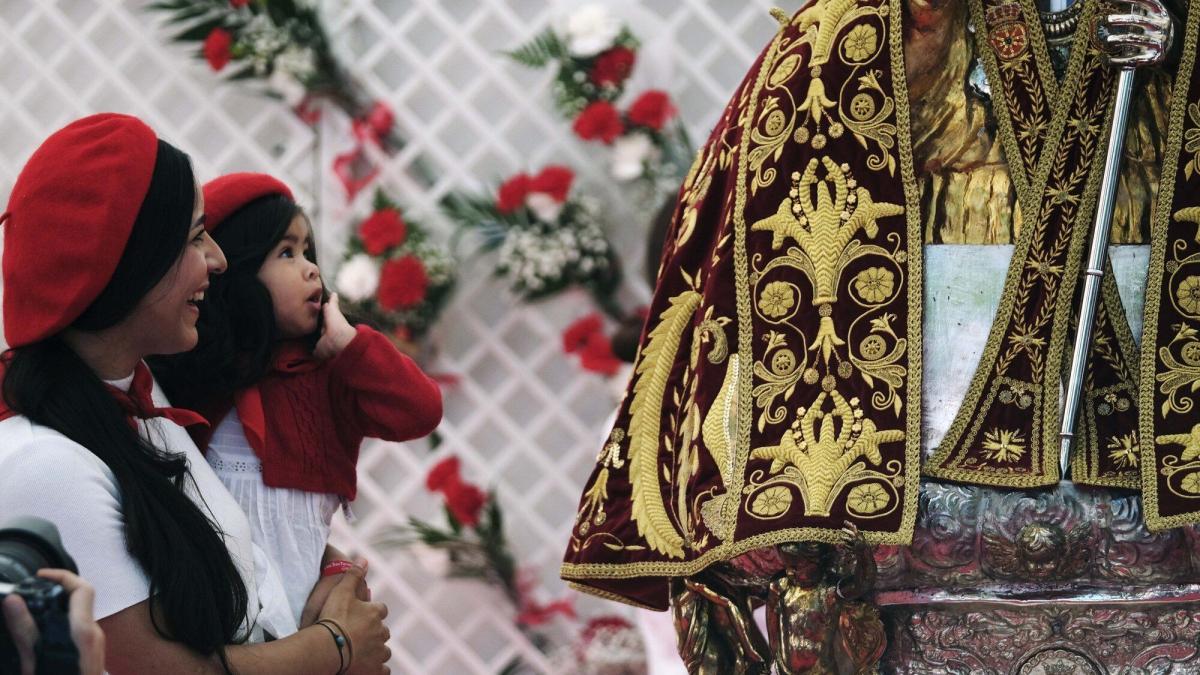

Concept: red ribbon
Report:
left=107, top=363, right=209, bottom=430
left=332, top=101, right=395, bottom=201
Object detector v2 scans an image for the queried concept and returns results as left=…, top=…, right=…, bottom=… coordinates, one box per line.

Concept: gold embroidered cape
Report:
left=561, top=0, right=1200, bottom=610
left=563, top=0, right=921, bottom=610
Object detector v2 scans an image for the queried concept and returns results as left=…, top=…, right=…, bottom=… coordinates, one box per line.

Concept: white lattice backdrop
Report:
left=0, top=1, right=782, bottom=672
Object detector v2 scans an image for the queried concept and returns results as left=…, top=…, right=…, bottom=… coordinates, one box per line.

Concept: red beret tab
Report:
left=202, top=173, right=295, bottom=233
left=2, top=113, right=158, bottom=348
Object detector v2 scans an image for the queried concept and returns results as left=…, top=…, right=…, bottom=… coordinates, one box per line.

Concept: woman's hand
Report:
left=314, top=293, right=358, bottom=361
left=318, top=561, right=391, bottom=674
left=2, top=569, right=105, bottom=675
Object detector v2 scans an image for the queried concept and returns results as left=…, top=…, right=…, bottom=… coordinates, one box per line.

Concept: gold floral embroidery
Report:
left=750, top=485, right=794, bottom=518
left=852, top=267, right=894, bottom=304
left=1107, top=432, right=1139, bottom=470
left=841, top=24, right=877, bottom=62
left=1182, top=472, right=1200, bottom=495
left=758, top=281, right=797, bottom=318
left=846, top=482, right=888, bottom=514
left=749, top=389, right=903, bottom=517
left=1185, top=101, right=1200, bottom=179
left=981, top=427, right=1026, bottom=464
left=575, top=429, right=627, bottom=535
left=1177, top=275, right=1200, bottom=315
left=752, top=158, right=903, bottom=302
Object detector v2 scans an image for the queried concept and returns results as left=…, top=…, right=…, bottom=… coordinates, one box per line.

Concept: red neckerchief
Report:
left=105, top=362, right=210, bottom=429
left=233, top=341, right=321, bottom=458
left=0, top=356, right=208, bottom=429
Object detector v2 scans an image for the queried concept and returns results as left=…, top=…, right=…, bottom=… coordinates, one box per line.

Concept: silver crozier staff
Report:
left=1059, top=1, right=1175, bottom=477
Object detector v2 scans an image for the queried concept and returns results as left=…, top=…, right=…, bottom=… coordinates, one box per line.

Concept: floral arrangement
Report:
left=443, top=165, right=622, bottom=317
left=335, top=191, right=455, bottom=343
left=147, top=0, right=411, bottom=198
left=507, top=4, right=692, bottom=189
left=388, top=457, right=648, bottom=672
left=388, top=456, right=583, bottom=670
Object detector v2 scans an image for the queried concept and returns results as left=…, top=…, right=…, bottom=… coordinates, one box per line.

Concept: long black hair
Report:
left=150, top=193, right=317, bottom=413
left=2, top=140, right=249, bottom=662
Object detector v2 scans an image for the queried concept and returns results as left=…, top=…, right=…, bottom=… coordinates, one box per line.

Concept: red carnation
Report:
left=563, top=313, right=604, bottom=354
left=445, top=480, right=487, bottom=527
left=497, top=173, right=531, bottom=214
left=572, top=101, right=624, bottom=144
left=358, top=208, right=407, bottom=255
left=627, top=90, right=676, bottom=131
left=377, top=255, right=429, bottom=310
left=529, top=166, right=574, bottom=203
left=203, top=28, right=234, bottom=72
left=589, top=46, right=636, bottom=86
left=579, top=332, right=621, bottom=376
left=426, top=457, right=461, bottom=492
left=230, top=0, right=250, bottom=7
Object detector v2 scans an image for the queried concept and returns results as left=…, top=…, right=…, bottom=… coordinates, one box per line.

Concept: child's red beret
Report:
left=203, top=173, right=294, bottom=233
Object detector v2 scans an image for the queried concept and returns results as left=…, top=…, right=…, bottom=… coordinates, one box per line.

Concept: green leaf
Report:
left=144, top=0, right=192, bottom=11
left=226, top=64, right=261, bottom=82
left=172, top=18, right=223, bottom=42
left=504, top=27, right=565, bottom=68
left=444, top=503, right=463, bottom=534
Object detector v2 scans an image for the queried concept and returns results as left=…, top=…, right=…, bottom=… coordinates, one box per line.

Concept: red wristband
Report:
left=321, top=560, right=354, bottom=577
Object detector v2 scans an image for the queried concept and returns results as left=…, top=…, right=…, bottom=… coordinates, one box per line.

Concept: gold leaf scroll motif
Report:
left=627, top=289, right=702, bottom=559
left=751, top=156, right=904, bottom=367
left=698, top=353, right=740, bottom=541
left=750, top=388, right=903, bottom=517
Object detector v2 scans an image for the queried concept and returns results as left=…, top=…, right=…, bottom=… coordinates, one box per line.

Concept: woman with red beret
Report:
left=0, top=114, right=390, bottom=673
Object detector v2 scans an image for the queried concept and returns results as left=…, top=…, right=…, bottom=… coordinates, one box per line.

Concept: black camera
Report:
left=0, top=516, right=80, bottom=675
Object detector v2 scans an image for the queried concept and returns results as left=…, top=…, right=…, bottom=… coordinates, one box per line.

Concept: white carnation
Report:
left=564, top=4, right=621, bottom=57
left=525, top=192, right=564, bottom=223
left=610, top=133, right=654, bottom=181
left=335, top=254, right=380, bottom=303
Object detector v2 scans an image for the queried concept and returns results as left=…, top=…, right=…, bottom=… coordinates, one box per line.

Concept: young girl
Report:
left=152, top=172, right=443, bottom=627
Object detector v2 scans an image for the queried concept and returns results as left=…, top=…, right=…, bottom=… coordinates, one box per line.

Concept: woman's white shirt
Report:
left=0, top=370, right=296, bottom=641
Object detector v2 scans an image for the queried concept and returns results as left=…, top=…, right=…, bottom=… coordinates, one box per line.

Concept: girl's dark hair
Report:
left=150, top=193, right=314, bottom=412
left=2, top=140, right=249, bottom=663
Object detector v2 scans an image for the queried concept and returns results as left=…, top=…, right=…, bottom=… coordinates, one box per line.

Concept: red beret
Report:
left=203, top=173, right=294, bottom=233
left=1, top=113, right=159, bottom=348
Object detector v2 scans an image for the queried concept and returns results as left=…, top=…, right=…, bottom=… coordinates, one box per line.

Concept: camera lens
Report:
left=0, top=516, right=77, bottom=583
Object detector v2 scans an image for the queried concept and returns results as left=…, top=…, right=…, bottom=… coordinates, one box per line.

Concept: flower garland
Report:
left=443, top=165, right=622, bottom=318
left=336, top=191, right=455, bottom=344
left=386, top=456, right=588, bottom=668
left=147, top=0, right=419, bottom=199
left=507, top=4, right=692, bottom=190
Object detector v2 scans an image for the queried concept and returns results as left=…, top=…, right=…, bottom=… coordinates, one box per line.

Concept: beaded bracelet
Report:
left=321, top=559, right=355, bottom=577
left=313, top=620, right=346, bottom=674
left=316, top=618, right=354, bottom=674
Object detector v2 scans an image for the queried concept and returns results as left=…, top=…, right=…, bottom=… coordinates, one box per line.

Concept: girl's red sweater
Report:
left=192, top=325, right=442, bottom=500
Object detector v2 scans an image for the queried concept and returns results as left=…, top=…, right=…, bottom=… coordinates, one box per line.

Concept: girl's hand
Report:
left=315, top=293, right=357, bottom=360
left=300, top=561, right=371, bottom=628
left=318, top=560, right=391, bottom=674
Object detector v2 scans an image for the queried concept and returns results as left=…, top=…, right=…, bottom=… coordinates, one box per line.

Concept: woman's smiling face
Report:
left=126, top=182, right=227, bottom=356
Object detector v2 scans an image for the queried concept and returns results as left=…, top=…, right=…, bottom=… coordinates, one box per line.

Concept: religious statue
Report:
left=563, top=0, right=1200, bottom=671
